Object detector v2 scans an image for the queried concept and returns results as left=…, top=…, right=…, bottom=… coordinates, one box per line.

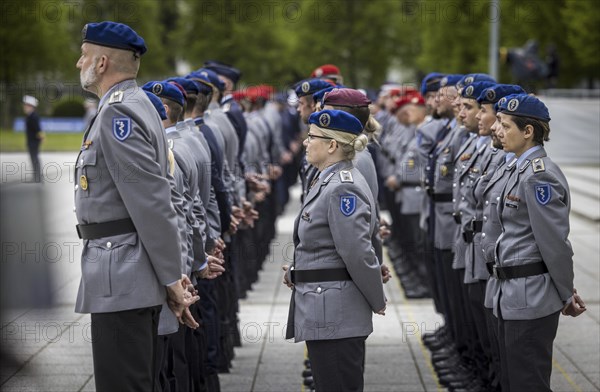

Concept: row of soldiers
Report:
left=140, top=64, right=308, bottom=391
left=289, top=65, right=581, bottom=392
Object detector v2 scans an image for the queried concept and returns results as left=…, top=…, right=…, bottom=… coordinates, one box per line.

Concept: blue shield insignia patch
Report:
left=113, top=117, right=131, bottom=141
left=340, top=194, right=357, bottom=216
left=534, top=184, right=551, bottom=205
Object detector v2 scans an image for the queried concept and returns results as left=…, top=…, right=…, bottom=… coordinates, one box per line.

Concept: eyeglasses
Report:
left=307, top=133, right=333, bottom=142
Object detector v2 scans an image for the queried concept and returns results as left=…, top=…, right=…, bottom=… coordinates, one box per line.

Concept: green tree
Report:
left=562, top=0, right=600, bottom=86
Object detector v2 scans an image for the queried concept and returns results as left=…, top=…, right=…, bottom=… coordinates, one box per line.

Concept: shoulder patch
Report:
left=532, top=158, right=546, bottom=173
left=339, top=170, right=354, bottom=183
left=340, top=194, right=357, bottom=216
left=108, top=90, right=124, bottom=104
left=534, top=183, right=551, bottom=205
left=112, top=117, right=131, bottom=141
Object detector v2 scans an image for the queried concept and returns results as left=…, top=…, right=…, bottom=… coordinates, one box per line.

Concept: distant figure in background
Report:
left=545, top=44, right=560, bottom=89
left=500, top=39, right=548, bottom=92
left=22, top=95, right=44, bottom=182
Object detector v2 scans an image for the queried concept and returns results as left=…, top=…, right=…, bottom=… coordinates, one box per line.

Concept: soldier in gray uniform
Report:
left=74, top=22, right=198, bottom=391
left=283, top=110, right=386, bottom=392
left=488, top=94, right=586, bottom=391
left=461, top=83, right=526, bottom=390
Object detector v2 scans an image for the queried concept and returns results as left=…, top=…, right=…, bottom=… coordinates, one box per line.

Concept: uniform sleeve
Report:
left=191, top=193, right=208, bottom=272
left=170, top=164, right=190, bottom=274
left=327, top=185, right=386, bottom=312
left=524, top=171, right=574, bottom=302
left=98, top=103, right=182, bottom=286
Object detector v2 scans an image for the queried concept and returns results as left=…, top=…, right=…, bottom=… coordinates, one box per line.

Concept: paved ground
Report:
left=0, top=151, right=598, bottom=392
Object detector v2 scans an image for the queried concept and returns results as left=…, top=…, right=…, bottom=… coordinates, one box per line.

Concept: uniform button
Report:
left=460, top=182, right=464, bottom=186
left=452, top=198, right=456, bottom=203
left=106, top=242, right=112, bottom=248
left=74, top=184, right=79, bottom=190
left=453, top=183, right=456, bottom=188
left=496, top=196, right=500, bottom=201
left=316, top=287, right=322, bottom=294
left=482, top=233, right=486, bottom=238
left=482, top=248, right=485, bottom=253
left=461, top=197, right=465, bottom=201
left=80, top=159, right=83, bottom=165
left=426, top=166, right=431, bottom=170
left=485, top=200, right=489, bottom=205
left=484, top=216, right=488, bottom=221
left=73, top=206, right=76, bottom=212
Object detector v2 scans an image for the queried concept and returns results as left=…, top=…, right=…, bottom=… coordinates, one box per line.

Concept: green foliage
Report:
left=562, top=0, right=600, bottom=81
left=52, top=99, right=85, bottom=117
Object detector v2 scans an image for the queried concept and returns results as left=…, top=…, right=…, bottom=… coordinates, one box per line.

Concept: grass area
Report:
left=0, top=129, right=83, bottom=152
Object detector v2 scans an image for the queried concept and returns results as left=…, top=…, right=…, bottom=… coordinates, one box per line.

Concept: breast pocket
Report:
left=76, top=150, right=97, bottom=198
left=81, top=232, right=139, bottom=297
left=301, top=281, right=343, bottom=337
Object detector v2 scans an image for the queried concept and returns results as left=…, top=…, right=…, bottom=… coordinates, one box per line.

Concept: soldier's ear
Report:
left=97, top=54, right=109, bottom=75
left=523, top=124, right=534, bottom=140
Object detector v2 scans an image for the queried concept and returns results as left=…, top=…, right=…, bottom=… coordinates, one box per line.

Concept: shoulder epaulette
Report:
left=323, top=171, right=336, bottom=184
left=519, top=159, right=531, bottom=173
left=339, top=170, right=354, bottom=183
left=108, top=90, right=124, bottom=104
left=532, top=158, right=546, bottom=173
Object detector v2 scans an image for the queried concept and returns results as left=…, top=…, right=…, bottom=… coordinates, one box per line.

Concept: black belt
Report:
left=76, top=218, right=136, bottom=240
left=290, top=268, right=352, bottom=284
left=486, top=261, right=548, bottom=280
left=471, top=220, right=483, bottom=233
left=432, top=193, right=452, bottom=202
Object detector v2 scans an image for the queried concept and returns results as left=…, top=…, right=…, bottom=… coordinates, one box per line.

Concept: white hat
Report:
left=23, top=95, right=39, bottom=107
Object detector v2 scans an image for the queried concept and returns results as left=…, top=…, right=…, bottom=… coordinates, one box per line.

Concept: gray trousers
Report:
left=497, top=307, right=560, bottom=392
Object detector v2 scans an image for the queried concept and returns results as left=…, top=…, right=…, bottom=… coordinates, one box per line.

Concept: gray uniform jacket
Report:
left=482, top=155, right=517, bottom=309
left=159, top=163, right=187, bottom=336
left=452, top=137, right=486, bottom=269
left=74, top=80, right=181, bottom=314
left=431, top=125, right=472, bottom=250
left=167, top=129, right=207, bottom=276
left=396, top=135, right=424, bottom=215
left=286, top=161, right=386, bottom=342
left=490, top=147, right=574, bottom=320
left=463, top=147, right=503, bottom=284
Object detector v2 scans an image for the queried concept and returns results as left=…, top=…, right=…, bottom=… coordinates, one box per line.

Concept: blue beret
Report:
left=312, top=86, right=336, bottom=103
left=439, top=74, right=464, bottom=88
left=477, top=84, right=526, bottom=104
left=203, top=60, right=242, bottom=84
left=457, top=73, right=496, bottom=89
left=420, top=72, right=445, bottom=95
left=142, top=81, right=184, bottom=107
left=496, top=94, right=551, bottom=122
left=460, top=81, right=496, bottom=100
left=187, top=68, right=223, bottom=93
left=166, top=77, right=199, bottom=95
left=144, top=91, right=167, bottom=120
left=308, top=109, right=363, bottom=135
left=82, top=21, right=147, bottom=55
left=295, top=78, right=336, bottom=98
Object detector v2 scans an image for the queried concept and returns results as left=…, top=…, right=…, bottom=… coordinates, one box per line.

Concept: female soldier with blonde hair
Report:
left=283, top=110, right=386, bottom=391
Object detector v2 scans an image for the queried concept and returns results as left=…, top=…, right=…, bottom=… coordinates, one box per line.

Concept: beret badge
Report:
left=319, top=113, right=331, bottom=127
left=301, top=81, right=310, bottom=93
left=507, top=98, right=519, bottom=111
left=152, top=83, right=163, bottom=95
left=465, top=85, right=474, bottom=97
left=486, top=89, right=496, bottom=101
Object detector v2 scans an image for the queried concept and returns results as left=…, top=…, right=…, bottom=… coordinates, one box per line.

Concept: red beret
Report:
left=322, top=88, right=371, bottom=108
left=232, top=90, right=247, bottom=102
left=393, top=91, right=425, bottom=110
left=311, top=64, right=341, bottom=78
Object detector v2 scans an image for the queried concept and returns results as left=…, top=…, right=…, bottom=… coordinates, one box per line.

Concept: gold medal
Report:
left=408, top=159, right=415, bottom=169
left=80, top=175, right=88, bottom=191
left=440, top=165, right=448, bottom=177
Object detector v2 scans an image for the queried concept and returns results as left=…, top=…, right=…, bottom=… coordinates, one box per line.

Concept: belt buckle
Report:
left=492, top=265, right=499, bottom=279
